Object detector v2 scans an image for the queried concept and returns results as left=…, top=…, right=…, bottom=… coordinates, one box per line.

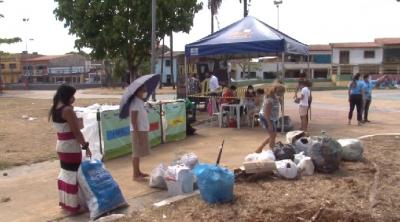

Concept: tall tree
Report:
left=208, top=0, right=223, bottom=33
left=54, top=0, right=202, bottom=82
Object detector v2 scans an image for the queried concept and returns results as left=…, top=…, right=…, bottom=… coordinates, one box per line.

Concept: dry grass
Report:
left=0, top=97, right=119, bottom=168
left=121, top=136, right=400, bottom=222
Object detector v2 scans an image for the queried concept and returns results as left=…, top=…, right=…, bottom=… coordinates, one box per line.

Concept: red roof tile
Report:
left=309, top=44, right=331, bottom=51
left=330, top=42, right=381, bottom=48
left=375, top=38, right=400, bottom=45
left=23, top=55, right=65, bottom=62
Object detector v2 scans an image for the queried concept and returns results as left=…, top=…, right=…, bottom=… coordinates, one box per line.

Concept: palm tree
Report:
left=239, top=0, right=251, bottom=17
left=208, top=0, right=223, bottom=33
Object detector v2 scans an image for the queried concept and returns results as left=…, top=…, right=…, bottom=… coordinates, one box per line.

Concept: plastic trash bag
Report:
left=194, top=163, right=234, bottom=204
left=244, top=150, right=275, bottom=162
left=309, top=136, right=342, bottom=173
left=286, top=131, right=305, bottom=144
left=275, top=159, right=298, bottom=179
left=337, top=139, right=363, bottom=161
left=273, top=142, right=296, bottom=161
left=149, top=164, right=167, bottom=189
left=78, top=160, right=127, bottom=220
left=294, top=137, right=314, bottom=155
left=294, top=152, right=306, bottom=165
left=179, top=153, right=199, bottom=169
left=164, top=165, right=194, bottom=196
left=297, top=157, right=314, bottom=176
left=276, top=116, right=294, bottom=132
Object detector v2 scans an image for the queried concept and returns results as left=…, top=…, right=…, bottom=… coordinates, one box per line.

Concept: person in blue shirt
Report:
left=348, top=73, right=365, bottom=126
left=362, top=74, right=387, bottom=122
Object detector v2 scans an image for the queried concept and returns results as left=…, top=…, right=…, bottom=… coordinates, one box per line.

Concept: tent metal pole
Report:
left=184, top=56, right=188, bottom=98
left=281, top=52, right=285, bottom=133
left=307, top=52, right=311, bottom=79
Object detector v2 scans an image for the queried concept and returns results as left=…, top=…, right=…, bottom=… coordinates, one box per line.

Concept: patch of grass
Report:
left=0, top=160, right=10, bottom=170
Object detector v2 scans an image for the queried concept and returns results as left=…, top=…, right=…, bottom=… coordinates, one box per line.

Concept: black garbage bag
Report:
left=276, top=116, right=294, bottom=132
left=273, top=142, right=296, bottom=161
left=309, top=136, right=342, bottom=173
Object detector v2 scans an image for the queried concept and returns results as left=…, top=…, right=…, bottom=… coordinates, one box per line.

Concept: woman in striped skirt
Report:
left=49, top=85, right=91, bottom=214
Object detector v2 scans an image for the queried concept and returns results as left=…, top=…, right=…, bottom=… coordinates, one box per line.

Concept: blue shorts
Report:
left=259, top=114, right=278, bottom=132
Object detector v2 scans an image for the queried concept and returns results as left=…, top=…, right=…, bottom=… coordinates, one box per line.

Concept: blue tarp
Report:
left=185, top=16, right=308, bottom=58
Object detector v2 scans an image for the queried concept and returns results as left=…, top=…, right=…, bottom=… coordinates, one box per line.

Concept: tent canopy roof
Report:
left=185, top=16, right=308, bottom=59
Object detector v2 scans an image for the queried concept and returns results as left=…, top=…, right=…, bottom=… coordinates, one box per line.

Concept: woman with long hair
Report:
left=255, top=84, right=285, bottom=153
left=49, top=85, right=91, bottom=214
left=348, top=73, right=365, bottom=126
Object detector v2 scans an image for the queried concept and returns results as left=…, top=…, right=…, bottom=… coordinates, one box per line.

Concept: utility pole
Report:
left=239, top=0, right=250, bottom=17
left=151, top=0, right=157, bottom=101
left=273, top=0, right=283, bottom=30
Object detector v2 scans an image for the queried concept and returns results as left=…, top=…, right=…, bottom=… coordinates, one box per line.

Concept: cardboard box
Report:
left=243, top=160, right=276, bottom=174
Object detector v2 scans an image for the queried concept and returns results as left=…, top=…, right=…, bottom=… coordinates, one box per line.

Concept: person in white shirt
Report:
left=129, top=85, right=150, bottom=181
left=207, top=72, right=220, bottom=95
left=296, top=80, right=311, bottom=132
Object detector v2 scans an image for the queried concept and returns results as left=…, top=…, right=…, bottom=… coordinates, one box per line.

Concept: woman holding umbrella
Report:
left=119, top=74, right=160, bottom=182
left=129, top=85, right=150, bottom=181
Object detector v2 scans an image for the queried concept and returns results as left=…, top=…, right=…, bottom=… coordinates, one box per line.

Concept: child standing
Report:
left=130, top=85, right=150, bottom=181
left=255, top=84, right=285, bottom=153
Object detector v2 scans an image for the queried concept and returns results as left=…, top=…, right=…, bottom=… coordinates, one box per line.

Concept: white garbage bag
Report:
left=297, top=157, right=314, bottom=176
left=164, top=165, right=194, bottom=196
left=179, top=153, right=199, bottom=169
left=275, top=159, right=298, bottom=179
left=244, top=150, right=275, bottom=162
left=337, top=139, right=363, bottom=161
left=294, top=152, right=306, bottom=165
left=286, top=131, right=305, bottom=144
left=149, top=164, right=167, bottom=189
left=294, top=137, right=314, bottom=155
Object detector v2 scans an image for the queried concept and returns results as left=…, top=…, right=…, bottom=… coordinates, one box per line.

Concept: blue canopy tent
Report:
left=184, top=16, right=310, bottom=132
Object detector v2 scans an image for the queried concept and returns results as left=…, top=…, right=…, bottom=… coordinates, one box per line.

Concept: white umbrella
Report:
left=119, top=73, right=161, bottom=119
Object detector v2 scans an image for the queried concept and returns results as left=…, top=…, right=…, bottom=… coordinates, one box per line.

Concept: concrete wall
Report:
left=155, top=58, right=178, bottom=84
left=332, top=48, right=383, bottom=64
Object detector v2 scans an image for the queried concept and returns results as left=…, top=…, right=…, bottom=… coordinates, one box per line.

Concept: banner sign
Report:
left=100, top=102, right=184, bottom=160
left=163, top=102, right=186, bottom=142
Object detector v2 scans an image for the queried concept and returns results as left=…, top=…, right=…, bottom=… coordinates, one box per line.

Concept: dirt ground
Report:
left=0, top=97, right=119, bottom=169
left=0, top=89, right=399, bottom=222
left=121, top=135, right=400, bottom=222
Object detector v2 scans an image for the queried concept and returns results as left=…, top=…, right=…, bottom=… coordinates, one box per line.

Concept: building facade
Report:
left=22, top=54, right=96, bottom=84
left=155, top=51, right=183, bottom=86
left=0, top=53, right=39, bottom=84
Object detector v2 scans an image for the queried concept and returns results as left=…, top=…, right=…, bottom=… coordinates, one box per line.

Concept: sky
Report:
left=1, top=0, right=400, bottom=55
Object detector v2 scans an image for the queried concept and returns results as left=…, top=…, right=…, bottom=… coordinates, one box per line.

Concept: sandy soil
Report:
left=121, top=136, right=400, bottom=222
left=81, top=86, right=177, bottom=95
left=0, top=97, right=119, bottom=169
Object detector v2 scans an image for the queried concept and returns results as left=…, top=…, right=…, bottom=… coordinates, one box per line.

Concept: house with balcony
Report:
left=0, top=52, right=39, bottom=84
left=230, top=44, right=332, bottom=82
left=375, top=38, right=400, bottom=76
left=331, top=42, right=383, bottom=84
left=22, top=54, right=92, bottom=83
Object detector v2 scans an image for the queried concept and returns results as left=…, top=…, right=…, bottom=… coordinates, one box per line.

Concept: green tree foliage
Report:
left=54, top=0, right=202, bottom=81
left=208, top=0, right=223, bottom=33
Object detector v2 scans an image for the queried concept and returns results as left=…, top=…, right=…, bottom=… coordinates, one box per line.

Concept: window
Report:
left=240, top=72, right=256, bottom=79
left=364, top=50, right=375, bottom=59
left=9, top=63, right=17, bottom=69
left=339, top=51, right=350, bottom=64
left=0, top=64, right=5, bottom=69
left=165, top=60, right=171, bottom=67
left=313, top=69, right=328, bottom=79
left=263, top=72, right=276, bottom=79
